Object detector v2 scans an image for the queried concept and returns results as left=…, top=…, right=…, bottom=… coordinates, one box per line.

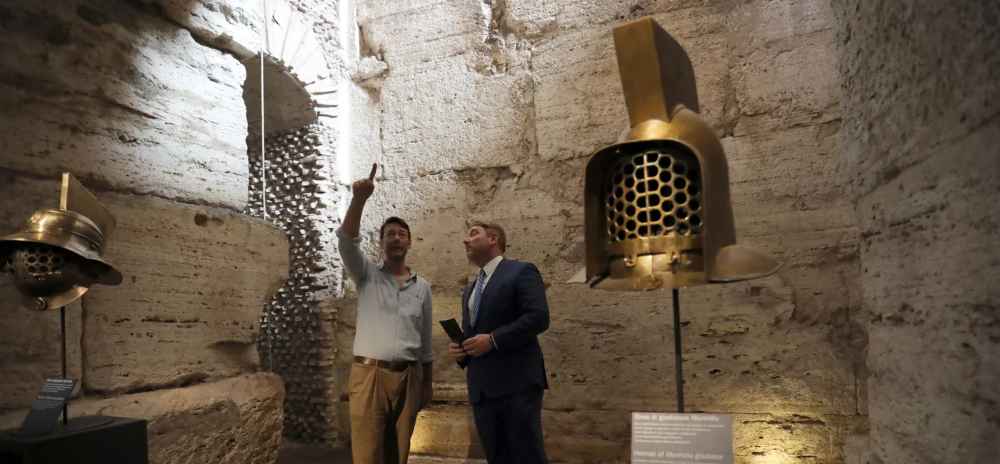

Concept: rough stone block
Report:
left=82, top=192, right=288, bottom=393
left=0, top=1, right=249, bottom=209
left=733, top=413, right=866, bottom=463
left=358, top=0, right=485, bottom=70
left=154, top=0, right=263, bottom=58
left=857, top=130, right=1000, bottom=464
left=532, top=8, right=731, bottom=162
left=542, top=278, right=859, bottom=416
left=350, top=158, right=588, bottom=289
left=505, top=0, right=714, bottom=38
left=0, top=373, right=285, bottom=464
left=726, top=0, right=834, bottom=50
left=835, top=0, right=1000, bottom=461
left=340, top=83, right=384, bottom=182
left=532, top=25, right=628, bottom=162
left=357, top=0, right=537, bottom=178
left=722, top=123, right=845, bottom=226
left=410, top=404, right=485, bottom=459
left=731, top=29, right=840, bottom=136
left=378, top=55, right=535, bottom=178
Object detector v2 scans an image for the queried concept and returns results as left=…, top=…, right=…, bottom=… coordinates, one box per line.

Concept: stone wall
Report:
left=5, top=1, right=993, bottom=463
left=337, top=0, right=866, bottom=462
left=834, top=1, right=1000, bottom=463
left=0, top=1, right=291, bottom=462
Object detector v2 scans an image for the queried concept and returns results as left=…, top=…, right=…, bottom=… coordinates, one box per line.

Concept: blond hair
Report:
left=470, top=221, right=507, bottom=253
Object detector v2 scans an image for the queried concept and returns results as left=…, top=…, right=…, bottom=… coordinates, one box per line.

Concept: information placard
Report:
left=19, top=378, right=76, bottom=436
left=631, top=412, right=733, bottom=464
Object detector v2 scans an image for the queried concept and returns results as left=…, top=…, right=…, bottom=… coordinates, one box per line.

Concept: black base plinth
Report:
left=0, top=415, right=147, bottom=464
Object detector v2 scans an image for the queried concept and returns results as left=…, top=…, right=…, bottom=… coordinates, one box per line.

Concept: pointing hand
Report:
left=352, top=163, right=378, bottom=200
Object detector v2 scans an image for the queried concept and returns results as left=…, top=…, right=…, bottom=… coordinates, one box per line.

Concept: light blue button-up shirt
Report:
left=337, top=228, right=433, bottom=363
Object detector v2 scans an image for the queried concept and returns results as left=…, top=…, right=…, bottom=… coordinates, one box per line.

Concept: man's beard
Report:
left=385, top=249, right=407, bottom=261
left=466, top=246, right=485, bottom=265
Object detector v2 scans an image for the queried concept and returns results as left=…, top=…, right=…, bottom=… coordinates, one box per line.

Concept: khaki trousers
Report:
left=349, top=362, right=423, bottom=464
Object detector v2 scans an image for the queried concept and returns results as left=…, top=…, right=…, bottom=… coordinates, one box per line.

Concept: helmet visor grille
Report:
left=605, top=148, right=703, bottom=242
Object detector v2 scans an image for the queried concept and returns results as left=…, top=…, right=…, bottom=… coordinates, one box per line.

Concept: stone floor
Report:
left=277, top=442, right=350, bottom=464
left=276, top=442, right=486, bottom=464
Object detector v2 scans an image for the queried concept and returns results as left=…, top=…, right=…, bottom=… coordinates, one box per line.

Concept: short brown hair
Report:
left=470, top=221, right=506, bottom=253
left=380, top=216, right=411, bottom=239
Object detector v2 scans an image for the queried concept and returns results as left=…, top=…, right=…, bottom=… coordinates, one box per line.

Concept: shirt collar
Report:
left=480, top=255, right=504, bottom=280
left=379, top=263, right=417, bottom=282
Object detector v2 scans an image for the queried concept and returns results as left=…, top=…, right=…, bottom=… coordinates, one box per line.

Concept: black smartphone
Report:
left=438, top=318, right=465, bottom=343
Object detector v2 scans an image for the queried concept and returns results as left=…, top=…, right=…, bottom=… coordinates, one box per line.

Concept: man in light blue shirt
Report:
left=339, top=164, right=433, bottom=464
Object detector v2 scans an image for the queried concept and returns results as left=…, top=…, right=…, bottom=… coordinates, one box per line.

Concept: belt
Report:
left=354, top=356, right=415, bottom=372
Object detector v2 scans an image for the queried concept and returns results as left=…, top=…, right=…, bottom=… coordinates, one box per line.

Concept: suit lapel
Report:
left=461, top=282, right=472, bottom=330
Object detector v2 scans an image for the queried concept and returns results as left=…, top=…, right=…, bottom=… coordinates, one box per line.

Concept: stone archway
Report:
left=240, top=1, right=344, bottom=445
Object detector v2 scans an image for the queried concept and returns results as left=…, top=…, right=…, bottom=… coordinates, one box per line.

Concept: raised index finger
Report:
left=368, top=163, right=378, bottom=180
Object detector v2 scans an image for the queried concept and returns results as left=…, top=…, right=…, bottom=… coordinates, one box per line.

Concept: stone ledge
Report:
left=1, top=373, right=286, bottom=464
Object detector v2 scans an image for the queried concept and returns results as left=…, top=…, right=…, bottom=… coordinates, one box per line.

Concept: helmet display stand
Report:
left=579, top=19, right=783, bottom=414
left=0, top=173, right=148, bottom=464
left=0, top=174, right=122, bottom=431
left=54, top=306, right=113, bottom=432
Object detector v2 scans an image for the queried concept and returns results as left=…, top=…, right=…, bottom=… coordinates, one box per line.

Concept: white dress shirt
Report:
left=467, top=255, right=504, bottom=310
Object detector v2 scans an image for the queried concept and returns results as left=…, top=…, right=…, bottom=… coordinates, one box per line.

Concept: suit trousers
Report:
left=349, top=362, right=423, bottom=464
left=472, top=387, right=548, bottom=464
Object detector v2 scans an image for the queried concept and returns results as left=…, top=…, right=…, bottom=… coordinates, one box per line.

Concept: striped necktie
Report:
left=470, top=269, right=486, bottom=325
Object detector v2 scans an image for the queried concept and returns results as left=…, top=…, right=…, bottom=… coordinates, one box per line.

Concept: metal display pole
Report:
left=60, top=307, right=68, bottom=425
left=672, top=288, right=684, bottom=413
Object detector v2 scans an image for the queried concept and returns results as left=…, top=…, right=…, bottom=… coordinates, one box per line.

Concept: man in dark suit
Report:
left=448, top=221, right=550, bottom=464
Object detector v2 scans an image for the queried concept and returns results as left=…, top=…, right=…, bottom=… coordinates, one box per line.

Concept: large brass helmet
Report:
left=584, top=18, right=780, bottom=290
left=0, top=175, right=122, bottom=310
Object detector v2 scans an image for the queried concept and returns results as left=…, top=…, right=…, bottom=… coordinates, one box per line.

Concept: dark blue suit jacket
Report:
left=461, top=258, right=550, bottom=403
